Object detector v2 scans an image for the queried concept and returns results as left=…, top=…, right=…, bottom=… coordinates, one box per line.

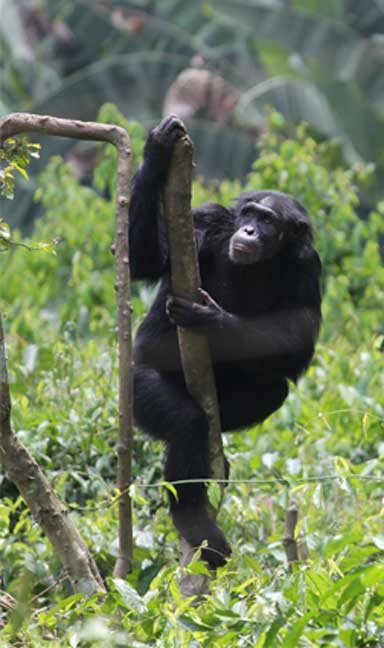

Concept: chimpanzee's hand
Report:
left=144, top=115, right=187, bottom=179
left=166, top=289, right=224, bottom=328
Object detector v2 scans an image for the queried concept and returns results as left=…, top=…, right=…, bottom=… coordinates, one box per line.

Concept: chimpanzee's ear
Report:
left=293, top=217, right=311, bottom=237
left=290, top=204, right=312, bottom=240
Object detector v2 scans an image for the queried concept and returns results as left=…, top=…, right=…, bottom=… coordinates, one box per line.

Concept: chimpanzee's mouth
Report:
left=233, top=242, right=252, bottom=253
left=229, top=240, right=261, bottom=265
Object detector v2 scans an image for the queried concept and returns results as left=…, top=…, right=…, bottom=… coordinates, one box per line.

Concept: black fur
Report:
left=129, top=116, right=322, bottom=566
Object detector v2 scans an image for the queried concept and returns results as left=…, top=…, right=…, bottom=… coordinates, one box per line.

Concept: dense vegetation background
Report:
left=1, top=1, right=384, bottom=646
left=0, top=104, right=383, bottom=646
left=2, top=0, right=384, bottom=226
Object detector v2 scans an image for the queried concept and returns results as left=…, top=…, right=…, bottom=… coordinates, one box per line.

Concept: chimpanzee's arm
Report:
left=166, top=292, right=320, bottom=361
left=166, top=249, right=322, bottom=365
left=129, top=116, right=186, bottom=280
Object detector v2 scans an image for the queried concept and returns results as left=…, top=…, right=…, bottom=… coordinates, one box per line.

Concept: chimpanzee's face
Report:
left=229, top=191, right=311, bottom=265
left=229, top=195, right=286, bottom=265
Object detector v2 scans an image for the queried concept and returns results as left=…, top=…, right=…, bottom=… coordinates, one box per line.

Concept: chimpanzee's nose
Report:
left=244, top=226, right=255, bottom=236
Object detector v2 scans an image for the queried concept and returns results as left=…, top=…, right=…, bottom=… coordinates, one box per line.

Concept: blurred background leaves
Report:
left=1, top=0, right=384, bottom=227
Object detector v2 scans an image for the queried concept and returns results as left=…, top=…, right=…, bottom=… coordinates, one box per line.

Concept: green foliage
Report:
left=0, top=106, right=145, bottom=340
left=1, top=155, right=115, bottom=339
left=0, top=136, right=40, bottom=200
left=0, top=112, right=383, bottom=646
left=0, top=137, right=51, bottom=253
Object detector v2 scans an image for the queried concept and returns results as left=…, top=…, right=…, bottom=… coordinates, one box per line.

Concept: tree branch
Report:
left=0, top=315, right=105, bottom=594
left=163, top=134, right=225, bottom=482
left=283, top=499, right=309, bottom=565
left=0, top=112, right=133, bottom=583
left=283, top=500, right=299, bottom=564
left=163, top=133, right=226, bottom=592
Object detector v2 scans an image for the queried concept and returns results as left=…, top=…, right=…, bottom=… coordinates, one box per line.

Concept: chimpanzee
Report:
left=129, top=116, right=322, bottom=567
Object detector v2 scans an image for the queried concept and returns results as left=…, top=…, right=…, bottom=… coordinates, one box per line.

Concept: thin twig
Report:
left=283, top=500, right=299, bottom=564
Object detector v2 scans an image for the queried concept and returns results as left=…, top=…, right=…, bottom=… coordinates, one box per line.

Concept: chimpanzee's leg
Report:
left=216, top=371, right=289, bottom=432
left=134, top=365, right=231, bottom=566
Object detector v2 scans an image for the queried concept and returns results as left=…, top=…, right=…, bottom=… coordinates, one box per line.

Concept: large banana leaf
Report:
left=210, top=0, right=384, bottom=105
left=236, top=76, right=384, bottom=168
left=208, top=0, right=384, bottom=189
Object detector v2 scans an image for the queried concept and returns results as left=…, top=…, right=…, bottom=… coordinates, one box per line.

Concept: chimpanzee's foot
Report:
left=172, top=505, right=231, bottom=568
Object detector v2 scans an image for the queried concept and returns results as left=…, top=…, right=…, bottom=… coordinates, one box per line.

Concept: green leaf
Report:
left=337, top=577, right=365, bottom=608
left=264, top=615, right=285, bottom=647
left=282, top=613, right=313, bottom=647
left=112, top=578, right=147, bottom=614
left=178, top=614, right=214, bottom=632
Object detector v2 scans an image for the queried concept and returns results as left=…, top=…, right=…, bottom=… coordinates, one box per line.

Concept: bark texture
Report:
left=163, top=134, right=225, bottom=482
left=163, top=134, right=226, bottom=594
